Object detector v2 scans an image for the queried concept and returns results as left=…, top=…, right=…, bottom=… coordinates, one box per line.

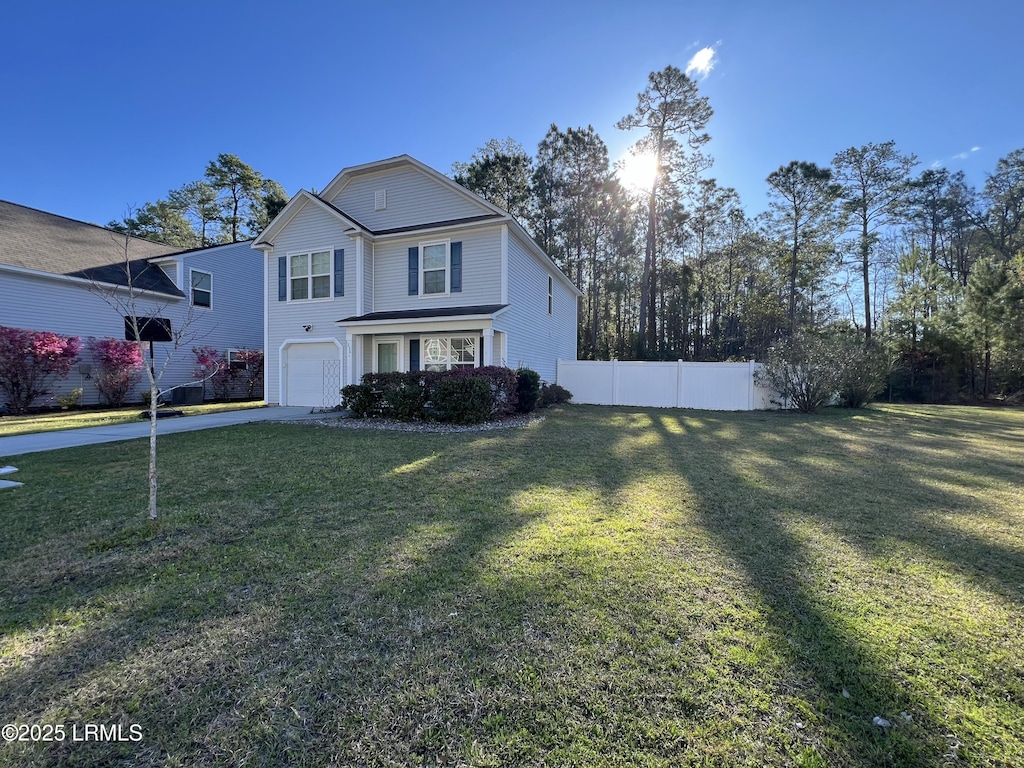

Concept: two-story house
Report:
left=254, top=155, right=579, bottom=408
left=0, top=200, right=264, bottom=405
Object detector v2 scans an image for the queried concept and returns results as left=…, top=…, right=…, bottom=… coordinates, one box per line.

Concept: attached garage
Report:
left=281, top=340, right=345, bottom=408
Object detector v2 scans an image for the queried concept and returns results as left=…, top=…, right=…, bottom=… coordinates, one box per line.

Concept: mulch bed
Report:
left=306, top=412, right=545, bottom=433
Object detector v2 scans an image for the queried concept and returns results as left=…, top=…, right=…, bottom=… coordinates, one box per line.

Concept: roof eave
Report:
left=319, top=155, right=510, bottom=219
left=252, top=190, right=367, bottom=248
left=0, top=262, right=184, bottom=299
left=337, top=305, right=510, bottom=328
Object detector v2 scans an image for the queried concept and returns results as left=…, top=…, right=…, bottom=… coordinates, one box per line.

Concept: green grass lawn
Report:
left=1, top=404, right=1022, bottom=767
left=0, top=401, right=266, bottom=437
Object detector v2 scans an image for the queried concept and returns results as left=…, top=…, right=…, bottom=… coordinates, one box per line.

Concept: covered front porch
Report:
left=338, top=304, right=509, bottom=385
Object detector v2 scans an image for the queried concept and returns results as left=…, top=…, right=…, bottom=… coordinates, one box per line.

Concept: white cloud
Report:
left=951, top=146, right=982, bottom=161
left=685, top=46, right=717, bottom=79
left=930, top=160, right=943, bottom=168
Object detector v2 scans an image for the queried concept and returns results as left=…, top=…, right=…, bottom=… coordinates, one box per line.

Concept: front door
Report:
left=374, top=337, right=401, bottom=373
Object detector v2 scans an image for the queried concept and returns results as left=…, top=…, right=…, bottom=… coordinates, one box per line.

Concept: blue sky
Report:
left=1, top=0, right=1020, bottom=228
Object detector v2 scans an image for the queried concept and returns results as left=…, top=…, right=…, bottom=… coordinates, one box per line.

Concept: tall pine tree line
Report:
left=454, top=65, right=1024, bottom=401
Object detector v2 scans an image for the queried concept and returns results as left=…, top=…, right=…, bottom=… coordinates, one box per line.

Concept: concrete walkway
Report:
left=0, top=407, right=334, bottom=458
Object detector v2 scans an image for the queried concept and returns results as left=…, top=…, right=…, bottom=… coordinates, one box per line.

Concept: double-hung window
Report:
left=227, top=349, right=248, bottom=370
left=421, top=241, right=449, bottom=295
left=191, top=269, right=212, bottom=308
left=290, top=250, right=331, bottom=300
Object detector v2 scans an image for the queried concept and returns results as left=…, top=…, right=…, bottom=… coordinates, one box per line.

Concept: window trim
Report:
left=227, top=348, right=248, bottom=371
left=190, top=268, right=213, bottom=309
left=373, top=335, right=404, bottom=373
left=419, top=239, right=450, bottom=297
left=287, top=248, right=333, bottom=302
left=421, top=335, right=479, bottom=372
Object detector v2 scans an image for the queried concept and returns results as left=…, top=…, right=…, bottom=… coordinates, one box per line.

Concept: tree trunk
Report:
left=638, top=186, right=657, bottom=358
left=789, top=218, right=799, bottom=334
left=862, top=217, right=872, bottom=339
left=147, top=364, right=159, bottom=521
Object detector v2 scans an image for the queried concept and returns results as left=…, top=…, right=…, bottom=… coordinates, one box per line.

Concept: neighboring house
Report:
left=0, top=200, right=264, bottom=406
left=253, top=155, right=580, bottom=407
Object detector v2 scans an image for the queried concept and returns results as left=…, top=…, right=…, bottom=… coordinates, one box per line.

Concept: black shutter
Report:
left=277, top=256, right=287, bottom=301
left=408, top=247, right=419, bottom=295
left=451, top=241, right=462, bottom=292
left=409, top=339, right=420, bottom=371
left=334, top=249, right=345, bottom=296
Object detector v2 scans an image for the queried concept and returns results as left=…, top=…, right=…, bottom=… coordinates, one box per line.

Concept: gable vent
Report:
left=374, top=190, right=387, bottom=210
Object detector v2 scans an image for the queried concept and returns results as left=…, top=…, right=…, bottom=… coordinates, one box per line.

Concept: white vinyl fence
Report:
left=556, top=359, right=775, bottom=411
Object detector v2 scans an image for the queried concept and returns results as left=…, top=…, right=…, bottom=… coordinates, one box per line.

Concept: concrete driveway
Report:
left=0, top=407, right=333, bottom=458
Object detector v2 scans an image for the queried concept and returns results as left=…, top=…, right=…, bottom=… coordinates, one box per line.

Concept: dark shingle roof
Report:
left=0, top=200, right=183, bottom=295
left=339, top=304, right=508, bottom=323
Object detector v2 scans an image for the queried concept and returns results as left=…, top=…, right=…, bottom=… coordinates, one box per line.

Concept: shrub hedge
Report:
left=340, top=366, right=530, bottom=423
left=431, top=376, right=493, bottom=424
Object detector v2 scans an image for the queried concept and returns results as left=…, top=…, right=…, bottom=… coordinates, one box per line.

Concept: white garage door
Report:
left=284, top=342, right=343, bottom=407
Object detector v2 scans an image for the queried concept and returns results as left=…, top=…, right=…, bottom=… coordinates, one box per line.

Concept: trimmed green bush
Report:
left=540, top=382, right=572, bottom=407
left=431, top=376, right=493, bottom=424
left=346, top=367, right=527, bottom=423
left=340, top=384, right=383, bottom=417
left=516, top=367, right=541, bottom=413
left=384, top=381, right=429, bottom=421
left=449, top=365, right=518, bottom=417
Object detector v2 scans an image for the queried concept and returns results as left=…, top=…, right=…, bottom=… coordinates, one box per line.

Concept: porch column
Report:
left=352, top=334, right=363, bottom=384
left=482, top=328, right=494, bottom=366
left=346, top=335, right=356, bottom=386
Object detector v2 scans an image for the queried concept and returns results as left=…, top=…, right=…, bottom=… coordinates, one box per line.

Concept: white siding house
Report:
left=0, top=201, right=264, bottom=406
left=254, top=155, right=580, bottom=407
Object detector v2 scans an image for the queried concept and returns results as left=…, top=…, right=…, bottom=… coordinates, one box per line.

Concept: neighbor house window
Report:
left=422, top=336, right=477, bottom=371
left=228, top=350, right=247, bottom=370
left=290, top=250, right=331, bottom=300
left=191, top=269, right=212, bottom=308
left=421, top=241, right=449, bottom=295
left=547, top=275, right=553, bottom=314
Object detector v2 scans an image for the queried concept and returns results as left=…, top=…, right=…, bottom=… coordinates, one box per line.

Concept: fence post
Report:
left=748, top=359, right=756, bottom=410
left=676, top=360, right=684, bottom=408
left=611, top=358, right=619, bottom=406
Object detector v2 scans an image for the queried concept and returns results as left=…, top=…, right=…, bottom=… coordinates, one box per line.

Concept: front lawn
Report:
left=0, top=401, right=266, bottom=438
left=1, top=404, right=1021, bottom=766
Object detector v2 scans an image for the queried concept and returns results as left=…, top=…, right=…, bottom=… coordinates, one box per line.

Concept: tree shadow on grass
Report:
left=0, top=419, right=583, bottom=766
left=646, top=406, right=1023, bottom=766
left=3, top=407, right=1020, bottom=766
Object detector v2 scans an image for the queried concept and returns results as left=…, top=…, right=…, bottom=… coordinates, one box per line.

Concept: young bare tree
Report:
left=87, top=221, right=209, bottom=520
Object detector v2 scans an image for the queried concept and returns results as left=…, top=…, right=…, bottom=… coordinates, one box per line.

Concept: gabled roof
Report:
left=251, top=189, right=367, bottom=248
left=0, top=199, right=183, bottom=295
left=250, top=155, right=580, bottom=297
left=319, top=154, right=509, bottom=219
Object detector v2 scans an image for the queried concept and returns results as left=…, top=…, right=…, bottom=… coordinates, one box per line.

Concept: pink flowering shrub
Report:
left=0, top=325, right=81, bottom=414
left=193, top=346, right=235, bottom=400
left=88, top=337, right=144, bottom=406
left=233, top=349, right=264, bottom=399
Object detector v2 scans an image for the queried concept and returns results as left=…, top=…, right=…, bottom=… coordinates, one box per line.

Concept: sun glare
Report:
left=617, top=151, right=659, bottom=192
